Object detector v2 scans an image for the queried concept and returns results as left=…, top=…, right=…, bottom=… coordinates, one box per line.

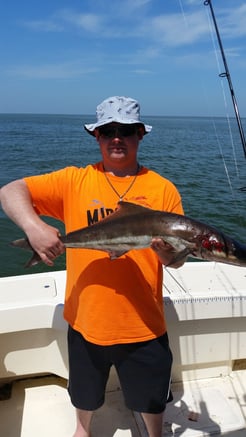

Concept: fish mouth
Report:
left=231, top=239, right=246, bottom=263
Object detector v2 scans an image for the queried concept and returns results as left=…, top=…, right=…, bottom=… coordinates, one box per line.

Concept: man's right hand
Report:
left=26, top=222, right=65, bottom=266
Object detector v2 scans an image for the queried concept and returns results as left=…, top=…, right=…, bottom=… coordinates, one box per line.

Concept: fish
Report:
left=10, top=200, right=246, bottom=268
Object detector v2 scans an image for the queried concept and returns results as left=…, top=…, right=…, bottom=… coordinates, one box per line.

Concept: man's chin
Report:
left=109, top=152, right=126, bottom=160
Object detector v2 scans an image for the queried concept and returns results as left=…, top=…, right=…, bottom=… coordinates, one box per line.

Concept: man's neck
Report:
left=102, top=161, right=140, bottom=177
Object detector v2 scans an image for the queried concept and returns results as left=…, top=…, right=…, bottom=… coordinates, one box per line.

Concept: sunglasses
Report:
left=98, top=125, right=138, bottom=138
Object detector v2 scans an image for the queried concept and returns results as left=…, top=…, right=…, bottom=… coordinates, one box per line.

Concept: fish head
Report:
left=200, top=233, right=246, bottom=266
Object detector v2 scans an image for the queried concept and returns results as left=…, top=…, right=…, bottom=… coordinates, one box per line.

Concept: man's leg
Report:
left=73, top=409, right=93, bottom=437
left=141, top=412, right=163, bottom=437
left=114, top=334, right=172, bottom=437
left=68, top=327, right=110, bottom=437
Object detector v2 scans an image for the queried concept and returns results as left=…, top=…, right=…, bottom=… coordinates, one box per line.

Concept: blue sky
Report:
left=1, top=0, right=246, bottom=116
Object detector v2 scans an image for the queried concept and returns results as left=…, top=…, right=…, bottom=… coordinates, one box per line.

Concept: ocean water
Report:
left=1, top=113, right=246, bottom=277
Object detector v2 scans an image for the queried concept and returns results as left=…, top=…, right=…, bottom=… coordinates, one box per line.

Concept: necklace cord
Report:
left=103, top=164, right=140, bottom=201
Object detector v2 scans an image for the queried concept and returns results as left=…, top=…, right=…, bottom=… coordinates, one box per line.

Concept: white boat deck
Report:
left=1, top=261, right=246, bottom=436
left=1, top=369, right=246, bottom=436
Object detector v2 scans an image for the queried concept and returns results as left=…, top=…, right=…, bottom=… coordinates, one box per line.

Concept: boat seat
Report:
left=0, top=272, right=68, bottom=380
left=0, top=275, right=67, bottom=333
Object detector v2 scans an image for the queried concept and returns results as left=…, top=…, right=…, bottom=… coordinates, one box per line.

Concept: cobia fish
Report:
left=10, top=200, right=246, bottom=268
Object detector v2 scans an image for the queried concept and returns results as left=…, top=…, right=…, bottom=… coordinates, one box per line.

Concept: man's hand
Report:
left=151, top=237, right=186, bottom=268
left=26, top=222, right=65, bottom=266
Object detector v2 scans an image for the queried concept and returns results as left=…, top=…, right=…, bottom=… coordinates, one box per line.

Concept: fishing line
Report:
left=178, top=0, right=188, bottom=27
left=204, top=0, right=246, bottom=192
left=204, top=3, right=240, bottom=181
left=177, top=0, right=244, bottom=221
left=204, top=0, right=246, bottom=211
left=177, top=0, right=240, bottom=190
left=164, top=267, right=189, bottom=295
left=212, top=119, right=236, bottom=199
left=181, top=0, right=244, bottom=192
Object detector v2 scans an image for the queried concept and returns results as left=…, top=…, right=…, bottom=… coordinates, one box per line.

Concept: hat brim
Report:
left=84, top=118, right=152, bottom=136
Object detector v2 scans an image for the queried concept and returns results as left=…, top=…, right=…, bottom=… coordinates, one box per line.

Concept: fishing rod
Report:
left=204, top=0, right=246, bottom=159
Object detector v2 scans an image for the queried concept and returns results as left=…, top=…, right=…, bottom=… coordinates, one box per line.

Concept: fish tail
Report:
left=24, top=253, right=42, bottom=268
left=10, top=238, right=42, bottom=268
left=10, top=238, right=32, bottom=250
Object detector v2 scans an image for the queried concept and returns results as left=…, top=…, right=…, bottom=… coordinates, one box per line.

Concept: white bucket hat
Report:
left=84, top=96, right=152, bottom=136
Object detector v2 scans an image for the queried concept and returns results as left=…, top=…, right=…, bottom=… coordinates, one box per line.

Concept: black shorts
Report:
left=67, top=325, right=173, bottom=414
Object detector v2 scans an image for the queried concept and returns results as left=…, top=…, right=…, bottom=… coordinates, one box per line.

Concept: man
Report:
left=0, top=96, right=185, bottom=437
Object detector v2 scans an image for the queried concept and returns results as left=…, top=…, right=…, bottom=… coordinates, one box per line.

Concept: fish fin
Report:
left=166, top=248, right=190, bottom=267
left=10, top=238, right=33, bottom=251
left=117, top=201, right=152, bottom=216
left=65, top=202, right=153, bottom=238
left=108, top=250, right=128, bottom=260
left=97, top=201, right=152, bottom=225
left=10, top=238, right=42, bottom=268
left=24, top=253, right=42, bottom=268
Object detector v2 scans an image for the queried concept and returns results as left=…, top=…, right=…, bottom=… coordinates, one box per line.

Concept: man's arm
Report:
left=0, top=179, right=64, bottom=266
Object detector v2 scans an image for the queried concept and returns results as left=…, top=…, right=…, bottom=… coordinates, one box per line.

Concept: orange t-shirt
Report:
left=24, top=162, right=183, bottom=345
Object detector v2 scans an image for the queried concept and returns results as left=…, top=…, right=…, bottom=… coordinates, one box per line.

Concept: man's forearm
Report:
left=1, top=179, right=65, bottom=266
left=0, top=179, right=43, bottom=233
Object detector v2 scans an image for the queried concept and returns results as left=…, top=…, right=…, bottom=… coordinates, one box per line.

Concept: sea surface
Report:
left=1, top=113, right=246, bottom=277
